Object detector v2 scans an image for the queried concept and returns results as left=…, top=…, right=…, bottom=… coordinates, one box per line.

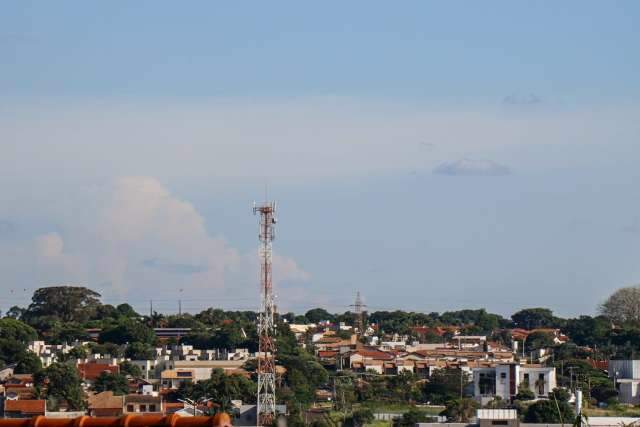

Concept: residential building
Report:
left=3, top=400, right=46, bottom=418
left=609, top=360, right=640, bottom=404
left=87, top=391, right=124, bottom=417
left=472, top=363, right=556, bottom=404
left=123, top=394, right=162, bottom=414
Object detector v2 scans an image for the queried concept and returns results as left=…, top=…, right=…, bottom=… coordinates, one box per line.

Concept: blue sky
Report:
left=1, top=2, right=639, bottom=317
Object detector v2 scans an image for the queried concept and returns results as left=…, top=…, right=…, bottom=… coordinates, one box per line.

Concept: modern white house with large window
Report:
left=472, top=363, right=556, bottom=405
left=609, top=359, right=640, bottom=404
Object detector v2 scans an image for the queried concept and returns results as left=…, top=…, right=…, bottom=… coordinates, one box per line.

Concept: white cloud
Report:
left=0, top=176, right=310, bottom=308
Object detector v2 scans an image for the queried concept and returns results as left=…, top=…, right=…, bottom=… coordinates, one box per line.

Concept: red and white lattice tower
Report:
left=253, top=201, right=277, bottom=426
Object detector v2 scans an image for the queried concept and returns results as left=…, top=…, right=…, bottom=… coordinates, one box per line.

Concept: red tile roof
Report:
left=78, top=362, right=120, bottom=381
left=4, top=399, right=46, bottom=414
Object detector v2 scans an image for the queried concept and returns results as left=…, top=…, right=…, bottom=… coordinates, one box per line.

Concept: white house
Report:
left=472, top=363, right=556, bottom=404
left=609, top=360, right=640, bottom=404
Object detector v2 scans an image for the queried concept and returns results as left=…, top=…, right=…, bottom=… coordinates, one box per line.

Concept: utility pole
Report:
left=254, top=201, right=277, bottom=426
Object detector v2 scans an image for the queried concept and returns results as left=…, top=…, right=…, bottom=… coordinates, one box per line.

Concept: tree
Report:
left=305, top=308, right=334, bottom=324
left=423, top=368, right=470, bottom=404
left=116, top=303, right=139, bottom=318
left=346, top=408, right=374, bottom=427
left=5, top=306, right=26, bottom=320
left=0, top=318, right=39, bottom=365
left=525, top=331, right=555, bottom=353
left=14, top=352, right=43, bottom=374
left=99, top=320, right=155, bottom=345
left=512, top=308, right=558, bottom=329
left=178, top=368, right=256, bottom=411
left=0, top=318, right=38, bottom=342
left=524, top=399, right=574, bottom=423
left=93, top=372, right=129, bottom=395
left=514, top=384, right=535, bottom=401
left=25, top=286, right=101, bottom=323
left=442, top=398, right=479, bottom=422
left=600, top=286, right=640, bottom=325
left=34, top=362, right=85, bottom=410
left=396, top=408, right=428, bottom=427
left=119, top=361, right=142, bottom=378
left=125, top=342, right=155, bottom=360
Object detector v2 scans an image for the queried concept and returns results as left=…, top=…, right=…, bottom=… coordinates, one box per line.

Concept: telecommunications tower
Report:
left=253, top=201, right=277, bottom=426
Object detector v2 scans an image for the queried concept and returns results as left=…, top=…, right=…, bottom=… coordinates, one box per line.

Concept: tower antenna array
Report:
left=253, top=201, right=277, bottom=425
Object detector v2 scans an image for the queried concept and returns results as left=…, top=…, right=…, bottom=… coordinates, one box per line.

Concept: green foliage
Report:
left=0, top=318, right=38, bottom=341
left=440, top=309, right=510, bottom=331
left=562, top=316, right=611, bottom=347
left=116, top=304, right=139, bottom=318
left=93, top=371, right=129, bottom=395
left=422, top=368, right=470, bottom=404
left=512, top=308, right=560, bottom=329
left=0, top=318, right=38, bottom=365
left=525, top=331, right=555, bottom=352
left=346, top=408, right=374, bottom=427
left=525, top=398, right=574, bottom=423
left=177, top=368, right=256, bottom=410
left=485, top=396, right=510, bottom=408
left=25, top=286, right=101, bottom=323
left=34, top=362, right=85, bottom=410
left=305, top=308, right=334, bottom=324
left=14, top=351, right=43, bottom=374
left=591, top=384, right=618, bottom=404
left=99, top=320, right=155, bottom=345
left=125, top=342, right=155, bottom=360
left=442, top=398, right=480, bottom=422
left=119, top=361, right=143, bottom=378
left=89, top=342, right=124, bottom=358
left=514, top=384, right=535, bottom=401
left=396, top=408, right=429, bottom=427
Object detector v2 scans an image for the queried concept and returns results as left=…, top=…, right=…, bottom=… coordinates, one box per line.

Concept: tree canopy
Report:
left=25, top=286, right=101, bottom=324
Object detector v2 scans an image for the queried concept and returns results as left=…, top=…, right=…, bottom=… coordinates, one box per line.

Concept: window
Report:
left=523, top=373, right=530, bottom=387
left=500, top=372, right=507, bottom=379
left=140, top=405, right=146, bottom=412
left=537, top=373, right=545, bottom=395
left=127, top=405, right=134, bottom=412
left=149, top=404, right=157, bottom=412
left=492, top=421, right=508, bottom=425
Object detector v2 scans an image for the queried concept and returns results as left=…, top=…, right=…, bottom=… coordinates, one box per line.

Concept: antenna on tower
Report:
left=253, top=200, right=277, bottom=426
left=349, top=291, right=367, bottom=335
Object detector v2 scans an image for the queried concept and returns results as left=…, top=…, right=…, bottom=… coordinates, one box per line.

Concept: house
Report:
left=77, top=361, right=120, bottom=382
left=472, top=363, right=556, bottom=404
left=87, top=391, right=124, bottom=417
left=165, top=359, right=248, bottom=382
left=0, top=364, right=16, bottom=381
left=124, top=394, right=162, bottom=414
left=161, top=369, right=194, bottom=389
left=609, top=360, right=640, bottom=404
left=3, top=399, right=46, bottom=418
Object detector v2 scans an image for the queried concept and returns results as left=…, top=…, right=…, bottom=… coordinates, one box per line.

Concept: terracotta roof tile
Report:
left=4, top=399, right=46, bottom=414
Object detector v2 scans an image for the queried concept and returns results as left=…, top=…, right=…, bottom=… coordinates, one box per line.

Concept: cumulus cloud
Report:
left=0, top=176, right=311, bottom=308
left=433, top=159, right=511, bottom=176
